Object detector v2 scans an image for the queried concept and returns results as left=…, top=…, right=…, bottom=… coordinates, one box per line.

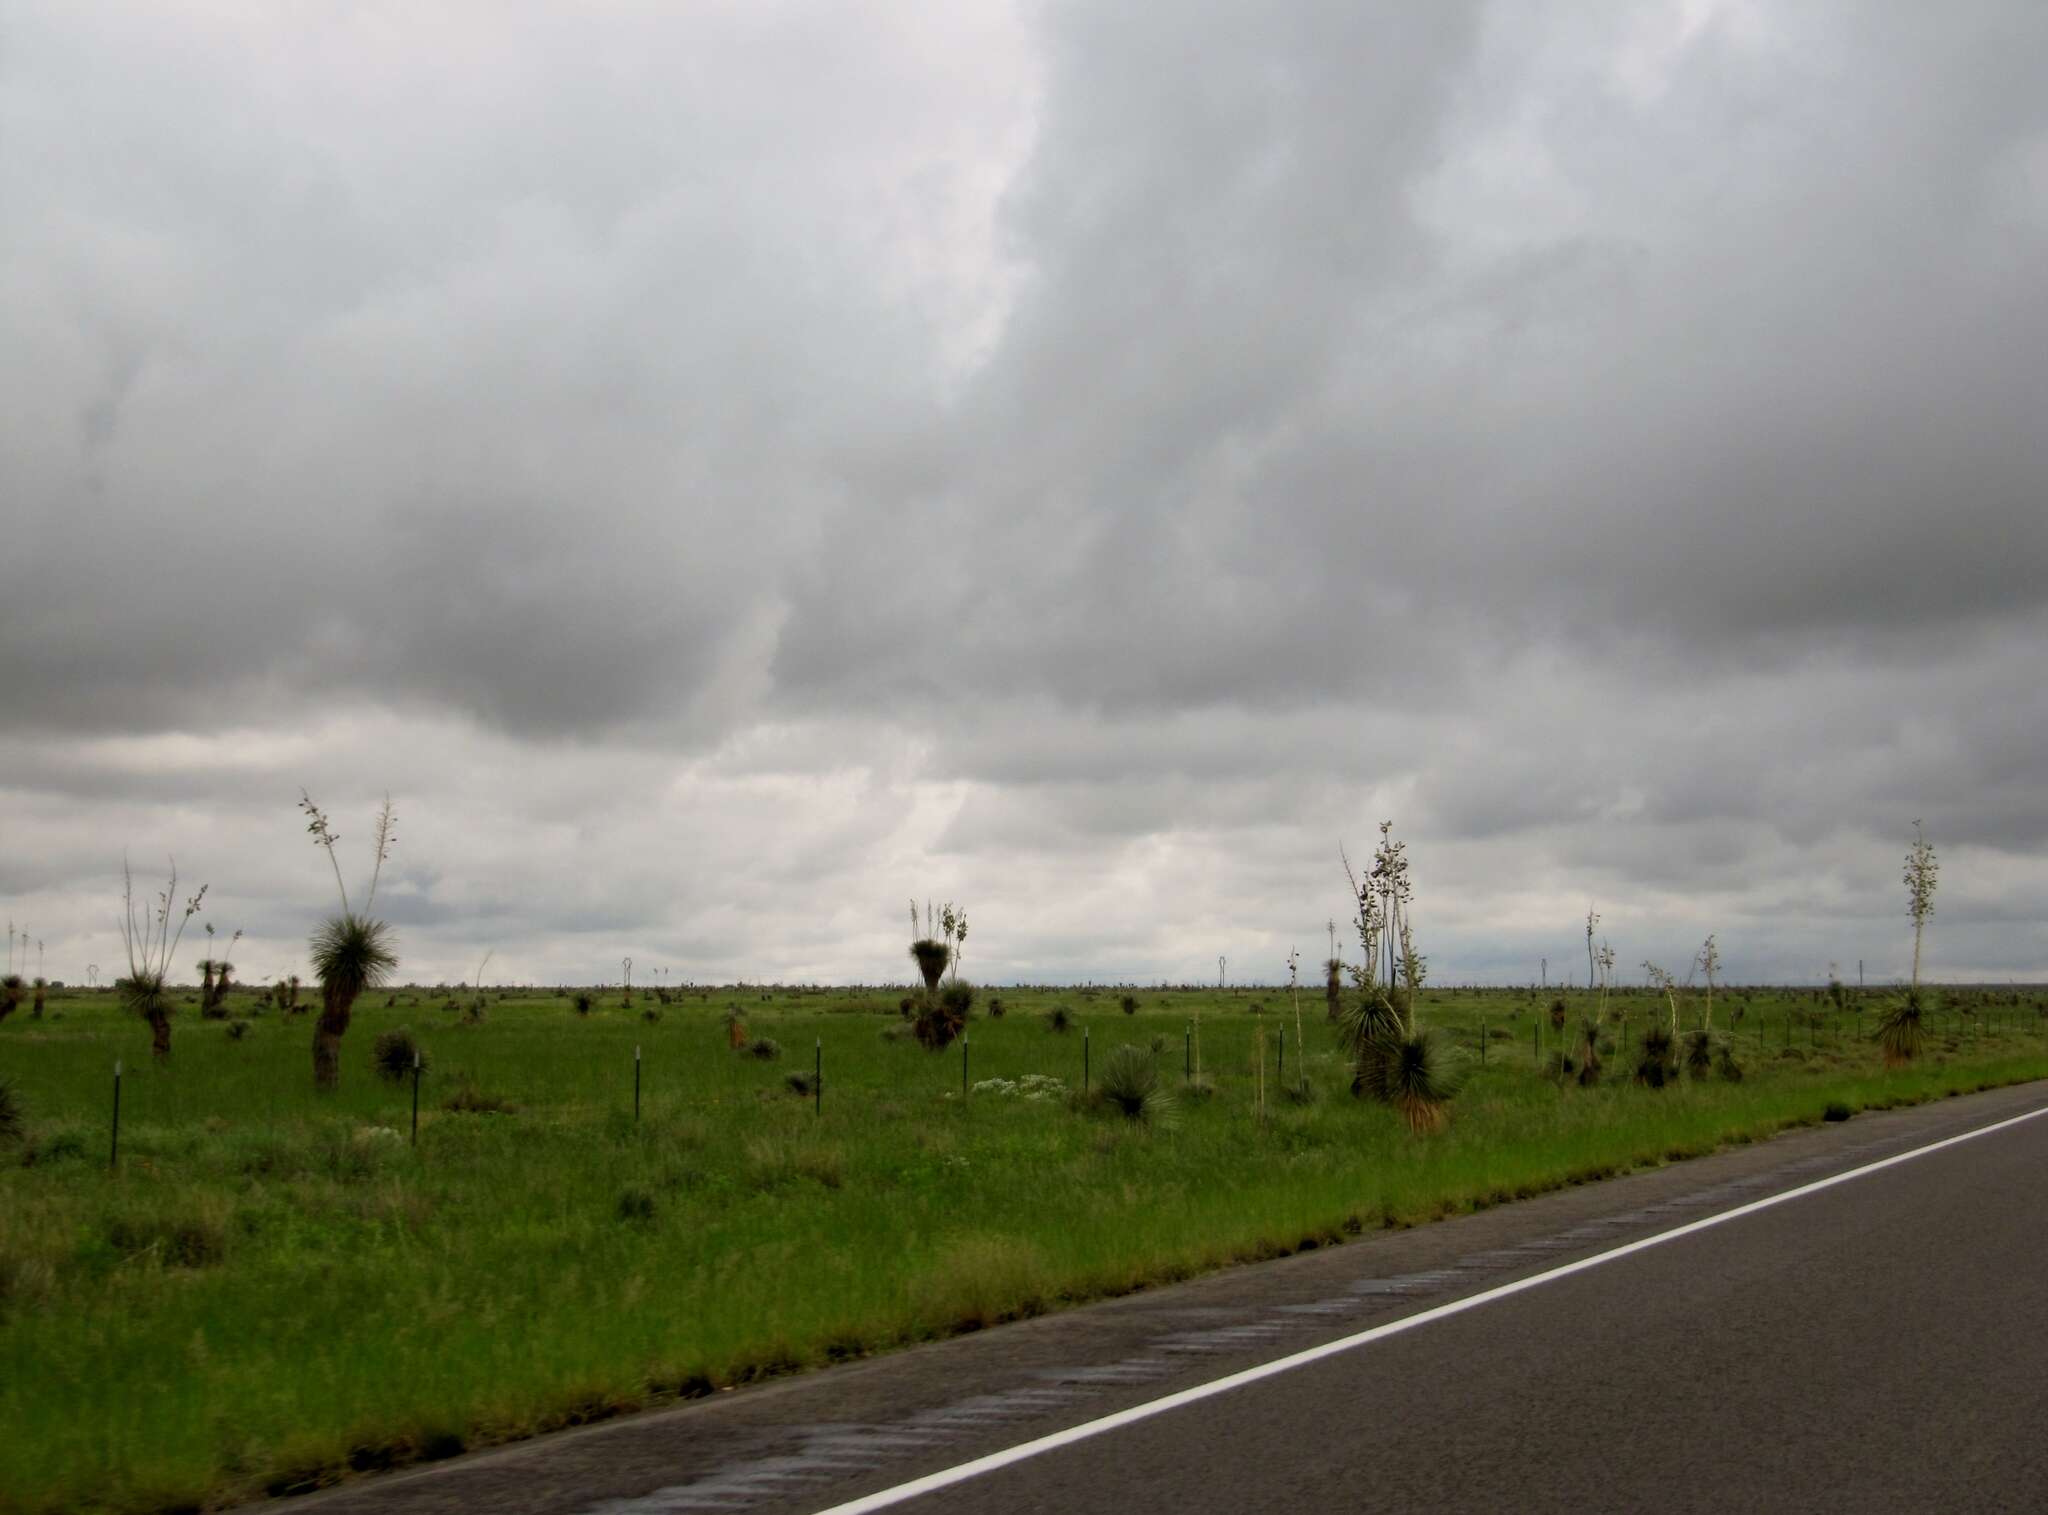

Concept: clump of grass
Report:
left=225, top=1020, right=251, bottom=1042
left=372, top=1028, right=424, bottom=1081
left=572, top=992, right=596, bottom=1017
left=746, top=1037, right=783, bottom=1061
left=641, top=1006, right=662, bottom=1024
left=1120, top=994, right=1139, bottom=1014
left=1823, top=1102, right=1853, bottom=1122
left=105, top=1203, right=229, bottom=1269
left=1093, top=1044, right=1176, bottom=1125
left=786, top=1072, right=817, bottom=1097
left=1047, top=1005, right=1073, bottom=1034
left=1715, top=1044, right=1744, bottom=1082
left=615, top=1187, right=657, bottom=1224
left=986, top=995, right=1005, bottom=1018
left=441, top=1082, right=516, bottom=1115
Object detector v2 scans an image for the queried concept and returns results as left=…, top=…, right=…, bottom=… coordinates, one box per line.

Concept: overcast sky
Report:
left=5, top=0, right=2046, bottom=989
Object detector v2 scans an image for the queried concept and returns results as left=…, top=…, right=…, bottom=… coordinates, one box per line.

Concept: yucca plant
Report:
left=913, top=981, right=973, bottom=1051
left=1357, top=1027, right=1462, bottom=1134
left=1880, top=822, right=1939, bottom=1068
left=1576, top=1018, right=1602, bottom=1087
left=1635, top=1025, right=1675, bottom=1089
left=0, top=974, right=22, bottom=1025
left=1095, top=1043, right=1176, bottom=1125
left=908, top=898, right=951, bottom=997
left=1339, top=822, right=1456, bottom=1132
left=1683, top=1028, right=1716, bottom=1078
left=300, top=791, right=399, bottom=1091
left=117, top=859, right=206, bottom=1060
left=196, top=925, right=243, bottom=1019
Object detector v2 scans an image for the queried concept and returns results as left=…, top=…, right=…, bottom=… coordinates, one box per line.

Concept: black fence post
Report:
left=110, top=1058, right=122, bottom=1170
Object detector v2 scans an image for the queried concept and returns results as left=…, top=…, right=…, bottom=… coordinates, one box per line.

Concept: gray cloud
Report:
left=5, top=1, right=2047, bottom=988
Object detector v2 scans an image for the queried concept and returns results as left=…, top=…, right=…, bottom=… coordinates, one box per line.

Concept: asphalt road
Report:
left=275, top=1081, right=2048, bottom=1515
left=864, top=1100, right=2048, bottom=1515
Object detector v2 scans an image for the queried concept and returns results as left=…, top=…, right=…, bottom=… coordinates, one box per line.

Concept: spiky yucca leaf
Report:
left=1357, top=1028, right=1462, bottom=1134
left=1684, top=1029, right=1715, bottom=1077
left=909, top=938, right=950, bottom=992
left=1095, top=1044, right=1177, bottom=1126
left=115, top=970, right=168, bottom=1020
left=1334, top=991, right=1402, bottom=1061
left=1878, top=992, right=1925, bottom=1068
left=1635, top=1026, right=1675, bottom=1089
left=309, top=914, right=397, bottom=1005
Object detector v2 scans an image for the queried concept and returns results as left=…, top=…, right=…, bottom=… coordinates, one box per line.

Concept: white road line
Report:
left=813, top=1099, right=2048, bottom=1515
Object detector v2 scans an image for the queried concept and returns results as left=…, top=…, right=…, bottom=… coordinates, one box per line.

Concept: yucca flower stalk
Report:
left=1585, top=906, right=1600, bottom=992
left=117, top=858, right=206, bottom=1060
left=1643, top=961, right=1681, bottom=1043
left=1695, top=935, right=1720, bottom=1033
left=301, top=791, right=399, bottom=1090
left=1880, top=821, right=1939, bottom=1068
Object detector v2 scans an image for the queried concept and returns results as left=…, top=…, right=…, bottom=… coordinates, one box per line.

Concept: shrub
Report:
left=1095, top=1044, right=1175, bottom=1125
left=616, top=1186, right=657, bottom=1224
left=1823, top=1102, right=1853, bottom=1123
left=986, top=995, right=1005, bottom=1018
left=371, top=1027, right=424, bottom=1081
left=747, top=1037, right=783, bottom=1061
left=225, top=1020, right=251, bottom=1041
left=1120, top=994, right=1139, bottom=1014
left=1047, top=1006, right=1073, bottom=1034
left=641, top=1006, right=662, bottom=1023
left=572, top=992, right=596, bottom=1017
left=786, top=1072, right=817, bottom=1097
left=1716, top=1045, right=1744, bottom=1082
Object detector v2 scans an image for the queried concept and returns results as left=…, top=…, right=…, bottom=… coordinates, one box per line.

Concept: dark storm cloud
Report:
left=4, top=1, right=2047, bottom=985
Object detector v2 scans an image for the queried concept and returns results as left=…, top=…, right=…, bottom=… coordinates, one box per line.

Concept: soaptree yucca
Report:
left=117, top=859, right=207, bottom=1061
left=301, top=791, right=399, bottom=1091
left=1339, top=822, right=1456, bottom=1132
left=1879, top=821, right=1939, bottom=1068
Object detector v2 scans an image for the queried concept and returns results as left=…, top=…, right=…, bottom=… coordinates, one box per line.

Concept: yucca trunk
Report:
left=313, top=985, right=354, bottom=1090
left=0, top=978, right=22, bottom=1024
left=148, top=1006, right=172, bottom=1061
left=1324, top=960, right=1341, bottom=1021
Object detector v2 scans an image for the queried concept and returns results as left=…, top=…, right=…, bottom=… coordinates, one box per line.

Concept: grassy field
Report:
left=3, top=980, right=2046, bottom=1514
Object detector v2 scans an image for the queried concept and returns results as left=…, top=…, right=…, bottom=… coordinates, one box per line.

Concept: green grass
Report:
left=2, top=982, right=2045, bottom=1513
